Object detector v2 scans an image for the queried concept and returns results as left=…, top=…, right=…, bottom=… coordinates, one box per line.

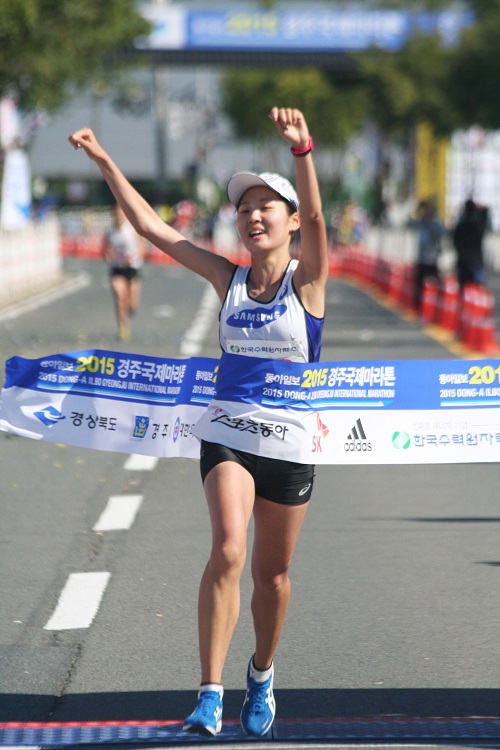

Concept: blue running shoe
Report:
left=240, top=658, right=276, bottom=737
left=183, top=687, right=223, bottom=736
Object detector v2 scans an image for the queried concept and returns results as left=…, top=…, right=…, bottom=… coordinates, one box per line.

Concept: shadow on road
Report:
left=2, top=687, right=500, bottom=723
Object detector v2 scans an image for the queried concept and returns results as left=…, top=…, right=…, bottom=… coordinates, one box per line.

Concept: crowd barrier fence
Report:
left=0, top=216, right=62, bottom=308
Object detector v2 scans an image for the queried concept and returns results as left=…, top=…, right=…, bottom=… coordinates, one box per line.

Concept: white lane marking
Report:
left=124, top=454, right=158, bottom=471
left=153, top=304, right=174, bottom=318
left=93, top=494, right=143, bottom=531
left=0, top=272, right=91, bottom=322
left=44, top=572, right=111, bottom=630
left=179, top=282, right=219, bottom=356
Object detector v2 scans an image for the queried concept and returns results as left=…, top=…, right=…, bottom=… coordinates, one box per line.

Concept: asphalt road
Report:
left=1, top=257, right=500, bottom=749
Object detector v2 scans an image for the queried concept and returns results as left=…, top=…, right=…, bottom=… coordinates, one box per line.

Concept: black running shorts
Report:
left=199, top=440, right=315, bottom=506
left=110, top=266, right=140, bottom=281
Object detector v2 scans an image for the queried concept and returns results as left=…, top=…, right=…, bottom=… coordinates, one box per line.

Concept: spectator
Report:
left=409, top=199, right=447, bottom=312
left=452, top=198, right=489, bottom=290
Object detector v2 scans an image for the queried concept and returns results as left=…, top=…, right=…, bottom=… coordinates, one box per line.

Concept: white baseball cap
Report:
left=227, top=171, right=299, bottom=211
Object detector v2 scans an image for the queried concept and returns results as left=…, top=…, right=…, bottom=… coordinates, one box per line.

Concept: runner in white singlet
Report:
left=69, top=107, right=328, bottom=739
left=220, top=259, right=323, bottom=363
left=103, top=204, right=145, bottom=341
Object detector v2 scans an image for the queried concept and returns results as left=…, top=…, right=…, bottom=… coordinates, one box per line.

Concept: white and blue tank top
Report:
left=219, top=259, right=323, bottom=363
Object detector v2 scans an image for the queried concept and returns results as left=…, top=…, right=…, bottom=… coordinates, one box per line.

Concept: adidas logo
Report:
left=344, top=418, right=372, bottom=452
left=347, top=418, right=366, bottom=441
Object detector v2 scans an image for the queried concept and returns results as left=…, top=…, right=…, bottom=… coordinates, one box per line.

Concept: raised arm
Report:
left=268, top=107, right=328, bottom=316
left=68, top=128, right=235, bottom=301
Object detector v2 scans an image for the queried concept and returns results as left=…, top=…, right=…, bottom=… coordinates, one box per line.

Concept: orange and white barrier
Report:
left=330, top=247, right=499, bottom=356
left=459, top=283, right=499, bottom=355
left=435, top=275, right=460, bottom=333
left=420, top=278, right=439, bottom=324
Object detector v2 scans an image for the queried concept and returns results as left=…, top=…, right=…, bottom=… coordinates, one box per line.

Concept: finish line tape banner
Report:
left=1, top=349, right=500, bottom=465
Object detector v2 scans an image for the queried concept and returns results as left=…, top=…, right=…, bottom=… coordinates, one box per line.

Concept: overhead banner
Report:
left=138, top=7, right=473, bottom=52
left=1, top=349, right=500, bottom=465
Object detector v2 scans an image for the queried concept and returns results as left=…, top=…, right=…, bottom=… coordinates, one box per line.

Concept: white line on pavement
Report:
left=93, top=494, right=143, bottom=531
left=179, top=282, right=219, bottom=356
left=0, top=272, right=91, bottom=322
left=124, top=454, right=159, bottom=471
left=43, top=572, right=111, bottom=630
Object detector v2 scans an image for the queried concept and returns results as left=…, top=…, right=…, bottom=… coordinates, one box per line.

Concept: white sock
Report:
left=199, top=683, right=223, bottom=698
left=249, top=656, right=273, bottom=683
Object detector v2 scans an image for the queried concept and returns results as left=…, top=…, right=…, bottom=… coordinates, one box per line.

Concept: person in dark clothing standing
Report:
left=452, top=199, right=489, bottom=290
left=409, top=199, right=447, bottom=312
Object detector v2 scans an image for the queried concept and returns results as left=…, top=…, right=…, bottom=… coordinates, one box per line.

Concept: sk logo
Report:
left=312, top=413, right=329, bottom=453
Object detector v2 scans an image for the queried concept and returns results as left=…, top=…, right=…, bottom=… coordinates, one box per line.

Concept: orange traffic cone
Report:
left=437, top=275, right=460, bottom=333
left=420, top=278, right=439, bottom=324
left=478, top=317, right=500, bottom=355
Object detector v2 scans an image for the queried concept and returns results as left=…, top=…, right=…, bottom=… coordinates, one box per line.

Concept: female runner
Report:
left=103, top=203, right=145, bottom=341
left=69, top=106, right=328, bottom=737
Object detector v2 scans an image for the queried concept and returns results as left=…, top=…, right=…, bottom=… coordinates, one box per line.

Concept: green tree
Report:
left=449, top=0, right=500, bottom=128
left=351, top=0, right=500, bottom=136
left=0, top=0, right=151, bottom=112
left=221, top=68, right=367, bottom=146
left=353, top=34, right=457, bottom=140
